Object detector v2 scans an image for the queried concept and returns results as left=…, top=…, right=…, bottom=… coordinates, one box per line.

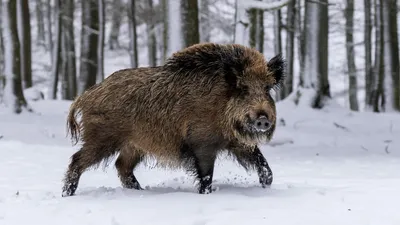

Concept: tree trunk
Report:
left=0, top=0, right=5, bottom=90
left=370, top=0, right=384, bottom=112
left=281, top=0, right=295, bottom=100
left=128, top=0, right=138, bottom=68
left=181, top=0, right=200, bottom=47
left=364, top=0, right=373, bottom=106
left=199, top=0, right=211, bottom=43
left=146, top=0, right=157, bottom=67
left=167, top=0, right=183, bottom=56
left=50, top=0, right=61, bottom=99
left=273, top=10, right=282, bottom=55
left=249, top=3, right=264, bottom=53
left=162, top=0, right=168, bottom=62
left=35, top=0, right=46, bottom=46
left=60, top=25, right=68, bottom=100
left=61, top=0, right=76, bottom=100
left=300, top=0, right=330, bottom=108
left=78, top=0, right=99, bottom=95
left=17, top=0, right=32, bottom=89
left=97, top=0, right=105, bottom=82
left=46, top=0, right=53, bottom=58
left=108, top=0, right=122, bottom=50
left=2, top=0, right=29, bottom=113
left=345, top=0, right=359, bottom=111
left=382, top=0, right=399, bottom=111
left=298, top=0, right=306, bottom=87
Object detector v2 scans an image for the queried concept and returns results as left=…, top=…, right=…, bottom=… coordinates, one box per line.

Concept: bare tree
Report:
left=382, top=0, right=399, bottom=111
left=46, top=0, right=53, bottom=58
left=345, top=0, right=359, bottom=111
left=369, top=0, right=384, bottom=112
left=17, top=0, right=32, bottom=88
left=162, top=0, right=168, bottom=62
left=146, top=0, right=157, bottom=66
left=199, top=0, right=211, bottom=42
left=35, top=0, right=46, bottom=46
left=273, top=9, right=282, bottom=55
left=280, top=0, right=296, bottom=100
left=61, top=0, right=76, bottom=100
left=249, top=5, right=264, bottom=52
left=364, top=0, right=372, bottom=106
left=97, top=0, right=105, bottom=82
left=128, top=0, right=138, bottom=68
left=299, top=0, right=330, bottom=108
left=78, top=0, right=99, bottom=95
left=50, top=0, right=61, bottom=99
left=108, top=0, right=123, bottom=50
left=0, top=0, right=3, bottom=89
left=234, top=0, right=289, bottom=46
left=2, top=0, right=29, bottom=113
left=181, top=0, right=200, bottom=47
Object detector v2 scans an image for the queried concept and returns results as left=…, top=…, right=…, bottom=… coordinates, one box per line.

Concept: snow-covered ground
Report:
left=1, top=96, right=399, bottom=225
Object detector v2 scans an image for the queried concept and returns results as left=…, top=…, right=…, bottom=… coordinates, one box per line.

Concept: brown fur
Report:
left=61, top=43, right=285, bottom=196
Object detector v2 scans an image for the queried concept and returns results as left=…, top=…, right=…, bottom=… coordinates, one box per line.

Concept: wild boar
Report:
left=61, top=43, right=285, bottom=197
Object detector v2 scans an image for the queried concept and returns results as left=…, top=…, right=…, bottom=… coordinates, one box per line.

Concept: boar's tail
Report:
left=67, top=96, right=83, bottom=146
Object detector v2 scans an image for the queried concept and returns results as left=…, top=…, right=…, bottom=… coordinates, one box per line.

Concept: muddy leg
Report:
left=115, top=148, right=144, bottom=190
left=228, top=142, right=273, bottom=188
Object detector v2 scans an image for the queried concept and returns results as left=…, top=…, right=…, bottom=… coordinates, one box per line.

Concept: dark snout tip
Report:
left=254, top=116, right=271, bottom=131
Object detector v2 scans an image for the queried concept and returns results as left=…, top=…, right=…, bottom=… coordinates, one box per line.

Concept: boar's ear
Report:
left=267, top=53, right=286, bottom=89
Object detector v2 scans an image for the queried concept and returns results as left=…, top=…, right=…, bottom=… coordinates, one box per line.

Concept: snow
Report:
left=1, top=97, right=400, bottom=225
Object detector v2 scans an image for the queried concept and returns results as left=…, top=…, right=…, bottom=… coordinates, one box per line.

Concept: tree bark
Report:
left=281, top=0, right=295, bottom=100
left=128, top=0, right=138, bottom=68
left=300, top=0, right=330, bottom=108
left=108, top=0, right=123, bottom=50
left=363, top=0, right=373, bottom=106
left=35, top=0, right=46, bottom=46
left=181, top=0, right=200, bottom=47
left=370, top=0, right=384, bottom=112
left=2, top=0, right=29, bottom=113
left=162, top=0, right=168, bottom=62
left=199, top=0, right=211, bottom=42
left=46, top=0, right=53, bottom=58
left=78, top=0, right=99, bottom=95
left=61, top=0, right=76, bottom=100
left=17, top=0, right=32, bottom=88
left=382, top=0, right=399, bottom=111
left=50, top=0, right=61, bottom=99
left=298, top=0, right=306, bottom=87
left=345, top=0, right=359, bottom=111
left=146, top=0, right=157, bottom=67
left=249, top=3, right=264, bottom=53
left=97, top=0, right=105, bottom=82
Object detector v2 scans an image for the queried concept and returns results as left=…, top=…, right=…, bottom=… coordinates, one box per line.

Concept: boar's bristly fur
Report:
left=61, top=43, right=285, bottom=197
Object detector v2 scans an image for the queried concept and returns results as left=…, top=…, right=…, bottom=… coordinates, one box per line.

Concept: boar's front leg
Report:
left=228, top=142, right=273, bottom=188
left=181, top=142, right=218, bottom=194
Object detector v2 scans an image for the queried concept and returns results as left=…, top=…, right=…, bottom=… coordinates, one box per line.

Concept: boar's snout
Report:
left=253, top=115, right=271, bottom=132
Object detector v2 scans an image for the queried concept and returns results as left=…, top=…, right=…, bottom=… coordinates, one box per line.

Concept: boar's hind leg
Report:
left=181, top=143, right=218, bottom=194
left=115, top=148, right=144, bottom=190
left=228, top=142, right=273, bottom=188
left=62, top=144, right=117, bottom=197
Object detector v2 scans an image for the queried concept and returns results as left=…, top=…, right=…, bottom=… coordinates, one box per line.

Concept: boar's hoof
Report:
left=259, top=170, right=273, bottom=188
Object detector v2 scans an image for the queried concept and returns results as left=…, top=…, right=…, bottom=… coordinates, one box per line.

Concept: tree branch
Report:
left=238, top=0, right=290, bottom=11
